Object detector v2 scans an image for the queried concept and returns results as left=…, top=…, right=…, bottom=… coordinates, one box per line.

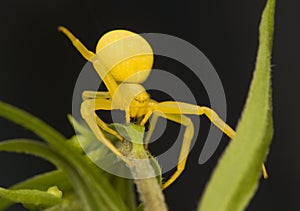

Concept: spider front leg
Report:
left=139, top=110, right=195, bottom=189
left=80, top=99, right=129, bottom=164
left=82, top=91, right=124, bottom=140
left=160, top=114, right=194, bottom=190
left=153, top=101, right=268, bottom=179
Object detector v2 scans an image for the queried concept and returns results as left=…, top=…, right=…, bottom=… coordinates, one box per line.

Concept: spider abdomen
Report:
left=96, top=30, right=153, bottom=83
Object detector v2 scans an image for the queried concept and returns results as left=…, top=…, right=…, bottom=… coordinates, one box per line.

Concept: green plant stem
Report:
left=129, top=152, right=167, bottom=211
left=124, top=125, right=168, bottom=211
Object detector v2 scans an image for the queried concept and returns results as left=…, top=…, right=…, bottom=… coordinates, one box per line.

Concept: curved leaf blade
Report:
left=199, top=0, right=275, bottom=210
left=0, top=187, right=62, bottom=208
left=0, top=170, right=71, bottom=210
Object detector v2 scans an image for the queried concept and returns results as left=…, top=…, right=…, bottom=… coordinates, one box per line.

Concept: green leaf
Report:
left=198, top=0, right=275, bottom=211
left=0, top=170, right=71, bottom=210
left=0, top=139, right=100, bottom=210
left=0, top=187, right=62, bottom=208
left=0, top=102, right=129, bottom=211
left=11, top=170, right=71, bottom=191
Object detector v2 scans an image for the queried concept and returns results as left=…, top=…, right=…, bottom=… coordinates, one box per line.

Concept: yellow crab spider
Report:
left=58, top=26, right=268, bottom=190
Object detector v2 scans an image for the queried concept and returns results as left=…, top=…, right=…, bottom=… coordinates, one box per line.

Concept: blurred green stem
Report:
left=125, top=124, right=168, bottom=211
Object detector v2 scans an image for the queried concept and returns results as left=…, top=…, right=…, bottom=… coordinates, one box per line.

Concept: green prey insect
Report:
left=59, top=26, right=268, bottom=190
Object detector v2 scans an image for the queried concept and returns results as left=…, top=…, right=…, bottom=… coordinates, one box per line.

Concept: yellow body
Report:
left=59, top=26, right=268, bottom=190
left=96, top=30, right=153, bottom=83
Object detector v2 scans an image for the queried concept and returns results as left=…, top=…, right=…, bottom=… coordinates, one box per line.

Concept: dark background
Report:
left=0, top=0, right=299, bottom=210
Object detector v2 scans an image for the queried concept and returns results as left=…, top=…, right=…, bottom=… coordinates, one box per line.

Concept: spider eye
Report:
left=134, top=97, right=146, bottom=103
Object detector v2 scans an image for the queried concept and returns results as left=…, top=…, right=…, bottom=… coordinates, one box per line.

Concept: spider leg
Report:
left=153, top=101, right=268, bottom=179
left=80, top=99, right=129, bottom=165
left=144, top=111, right=161, bottom=149
left=59, top=26, right=119, bottom=96
left=82, top=90, right=111, bottom=100
left=198, top=106, right=268, bottom=179
left=88, top=98, right=124, bottom=141
left=58, top=26, right=94, bottom=61
left=147, top=113, right=194, bottom=190
left=152, top=101, right=234, bottom=136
